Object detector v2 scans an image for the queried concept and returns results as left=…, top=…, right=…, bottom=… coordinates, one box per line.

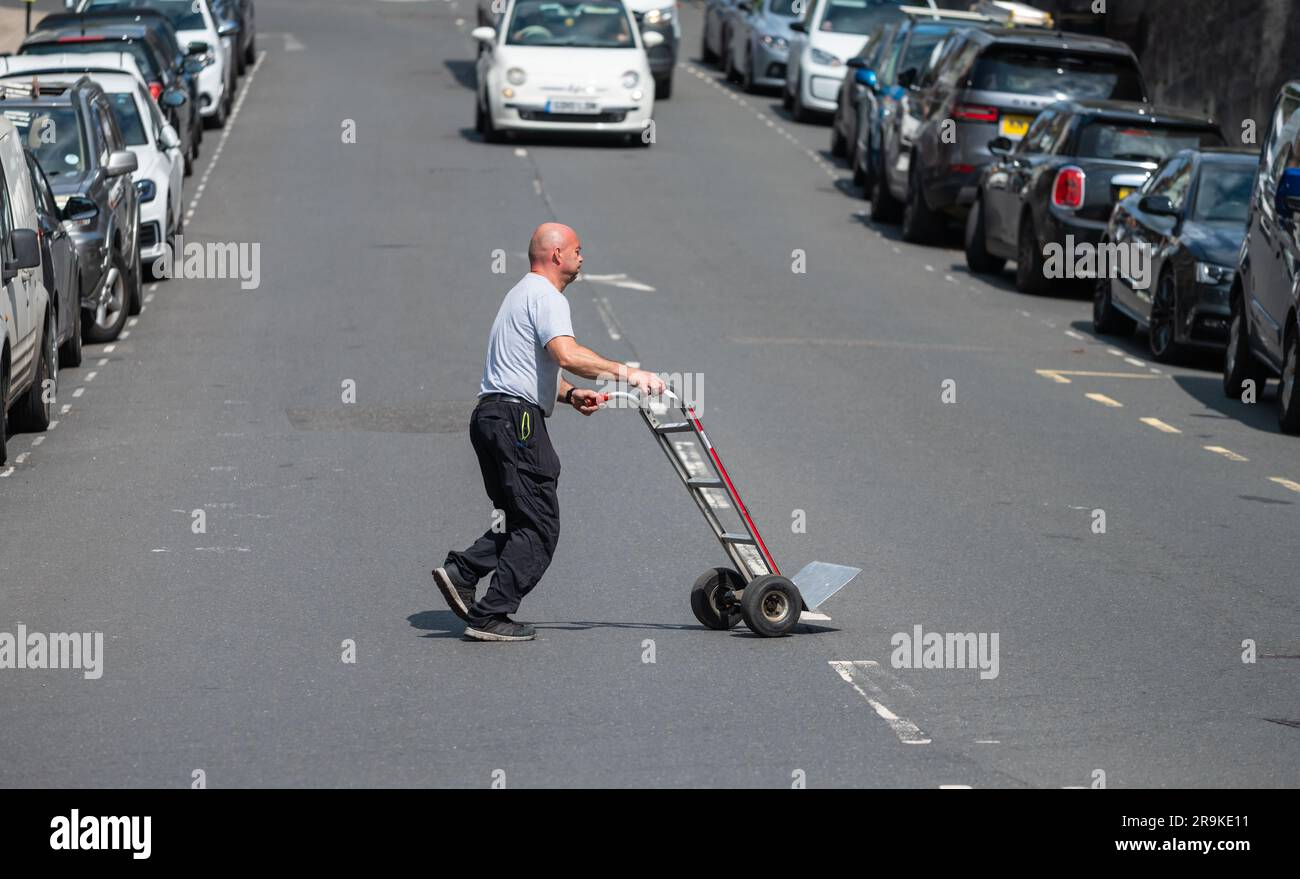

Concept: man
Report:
left=433, top=223, right=666, bottom=642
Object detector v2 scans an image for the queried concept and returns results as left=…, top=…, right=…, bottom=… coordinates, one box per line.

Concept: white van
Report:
left=0, top=115, right=55, bottom=467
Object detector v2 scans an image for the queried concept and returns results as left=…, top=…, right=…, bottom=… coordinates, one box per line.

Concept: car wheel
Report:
left=1093, top=267, right=1135, bottom=336
left=59, top=294, right=83, bottom=368
left=245, top=34, right=256, bottom=65
left=127, top=249, right=143, bottom=316
left=902, top=163, right=943, bottom=244
left=84, top=254, right=130, bottom=344
left=741, top=48, right=755, bottom=93
left=1013, top=212, right=1048, bottom=293
left=964, top=196, right=1006, bottom=275
left=1148, top=270, right=1180, bottom=362
left=830, top=117, right=847, bottom=158
left=701, top=28, right=715, bottom=64
left=870, top=160, right=901, bottom=223
left=480, top=90, right=503, bottom=143
left=1279, top=325, right=1300, bottom=435
left=1222, top=297, right=1266, bottom=399
left=14, top=306, right=56, bottom=433
left=655, top=75, right=672, bottom=100
left=791, top=77, right=813, bottom=123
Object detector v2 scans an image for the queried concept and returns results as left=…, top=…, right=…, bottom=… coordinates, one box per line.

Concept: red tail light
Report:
left=953, top=103, right=998, bottom=122
left=149, top=82, right=164, bottom=101
left=1052, top=166, right=1086, bottom=209
left=949, top=164, right=975, bottom=175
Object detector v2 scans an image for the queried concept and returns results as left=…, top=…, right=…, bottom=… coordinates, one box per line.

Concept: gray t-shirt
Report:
left=479, top=273, right=574, bottom=416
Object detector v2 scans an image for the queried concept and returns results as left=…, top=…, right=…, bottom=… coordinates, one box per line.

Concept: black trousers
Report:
left=446, top=399, right=561, bottom=616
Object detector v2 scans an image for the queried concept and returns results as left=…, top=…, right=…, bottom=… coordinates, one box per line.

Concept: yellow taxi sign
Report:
left=999, top=114, right=1033, bottom=139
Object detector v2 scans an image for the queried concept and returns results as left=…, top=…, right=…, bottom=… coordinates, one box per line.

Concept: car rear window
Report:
left=897, top=28, right=950, bottom=79
left=1076, top=123, right=1225, bottom=163
left=2, top=106, right=87, bottom=177
left=106, top=92, right=149, bottom=146
left=1192, top=164, right=1255, bottom=223
left=22, top=38, right=162, bottom=81
left=819, top=0, right=908, bottom=36
left=970, top=47, right=1145, bottom=101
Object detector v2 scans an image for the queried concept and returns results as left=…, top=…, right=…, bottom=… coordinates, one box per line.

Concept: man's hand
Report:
left=627, top=369, right=667, bottom=397
left=569, top=388, right=607, bottom=416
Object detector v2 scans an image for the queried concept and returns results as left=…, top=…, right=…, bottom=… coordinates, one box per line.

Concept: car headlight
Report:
left=760, top=34, right=788, bottom=50
left=809, top=48, right=842, bottom=67
left=135, top=179, right=156, bottom=203
left=642, top=5, right=674, bottom=25
left=622, top=71, right=639, bottom=89
left=506, top=67, right=526, bottom=86
left=1195, top=262, right=1234, bottom=285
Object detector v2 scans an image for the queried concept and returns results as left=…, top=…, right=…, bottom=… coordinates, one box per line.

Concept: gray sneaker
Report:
left=465, top=613, right=536, bottom=642
left=432, top=567, right=476, bottom=622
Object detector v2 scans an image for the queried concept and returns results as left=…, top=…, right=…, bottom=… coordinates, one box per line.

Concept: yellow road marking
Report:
left=1204, top=446, right=1248, bottom=462
left=1268, top=477, right=1300, bottom=493
left=1035, top=369, right=1163, bottom=384
left=1140, top=417, right=1181, bottom=434
left=1086, top=393, right=1123, bottom=408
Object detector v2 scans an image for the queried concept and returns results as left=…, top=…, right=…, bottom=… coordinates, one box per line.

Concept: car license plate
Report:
left=999, top=114, right=1033, bottom=139
left=546, top=100, right=600, bottom=114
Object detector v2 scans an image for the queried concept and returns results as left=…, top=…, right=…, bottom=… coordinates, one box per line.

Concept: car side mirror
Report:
left=218, top=21, right=239, bottom=38
left=160, top=125, right=182, bottom=150
left=1139, top=194, right=1179, bottom=217
left=987, top=136, right=1013, bottom=157
left=642, top=31, right=665, bottom=49
left=790, top=22, right=805, bottom=33
left=1276, top=167, right=1300, bottom=218
left=854, top=68, right=878, bottom=88
left=163, top=88, right=188, bottom=107
left=896, top=67, right=917, bottom=89
left=62, top=196, right=99, bottom=223
left=471, top=26, right=496, bottom=43
left=188, top=41, right=211, bottom=56
left=106, top=150, right=138, bottom=178
left=3, top=228, right=41, bottom=283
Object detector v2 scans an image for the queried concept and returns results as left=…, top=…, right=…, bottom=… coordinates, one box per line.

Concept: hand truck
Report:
left=608, top=386, right=861, bottom=637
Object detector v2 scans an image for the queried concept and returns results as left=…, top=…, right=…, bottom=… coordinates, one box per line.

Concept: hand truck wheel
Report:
left=690, top=567, right=745, bottom=630
left=739, top=575, right=802, bottom=637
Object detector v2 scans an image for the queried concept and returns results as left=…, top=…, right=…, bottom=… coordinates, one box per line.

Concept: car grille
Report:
left=518, top=110, right=628, bottom=124
left=766, top=63, right=786, bottom=79
left=139, top=221, right=161, bottom=250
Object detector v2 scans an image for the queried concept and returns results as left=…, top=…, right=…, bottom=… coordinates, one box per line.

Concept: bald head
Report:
left=527, top=222, right=583, bottom=291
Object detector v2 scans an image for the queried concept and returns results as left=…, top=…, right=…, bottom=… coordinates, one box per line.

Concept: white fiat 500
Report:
left=473, top=0, right=662, bottom=143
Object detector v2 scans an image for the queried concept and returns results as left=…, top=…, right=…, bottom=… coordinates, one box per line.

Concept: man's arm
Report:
left=546, top=336, right=665, bottom=394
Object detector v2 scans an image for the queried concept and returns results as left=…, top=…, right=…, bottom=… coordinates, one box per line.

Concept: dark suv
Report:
left=1223, top=80, right=1300, bottom=433
left=0, top=77, right=140, bottom=344
left=886, top=25, right=1148, bottom=243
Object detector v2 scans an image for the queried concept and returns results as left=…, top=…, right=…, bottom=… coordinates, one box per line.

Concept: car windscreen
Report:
left=1076, top=123, right=1225, bottom=163
left=84, top=0, right=206, bottom=31
left=22, top=38, right=163, bottom=81
left=970, top=47, right=1144, bottom=101
left=2, top=107, right=87, bottom=177
left=506, top=0, right=634, bottom=48
left=1192, top=164, right=1254, bottom=223
left=818, top=0, right=907, bottom=36
left=106, top=92, right=149, bottom=145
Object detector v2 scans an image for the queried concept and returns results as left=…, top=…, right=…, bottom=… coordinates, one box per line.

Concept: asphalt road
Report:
left=1, top=0, right=1297, bottom=789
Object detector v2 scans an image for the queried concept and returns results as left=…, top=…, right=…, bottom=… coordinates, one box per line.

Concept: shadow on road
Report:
left=444, top=59, right=477, bottom=90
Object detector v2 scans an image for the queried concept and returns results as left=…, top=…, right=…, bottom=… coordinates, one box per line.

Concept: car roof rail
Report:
left=901, top=2, right=1054, bottom=29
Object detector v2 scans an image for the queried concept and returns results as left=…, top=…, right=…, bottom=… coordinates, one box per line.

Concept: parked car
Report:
left=25, top=150, right=84, bottom=370
left=1090, top=148, right=1255, bottom=361
left=848, top=16, right=957, bottom=194
left=77, top=0, right=235, bottom=129
left=471, top=0, right=662, bottom=145
left=0, top=76, right=140, bottom=344
left=723, top=0, right=800, bottom=93
left=211, top=0, right=257, bottom=77
left=830, top=21, right=892, bottom=161
left=626, top=0, right=677, bottom=99
left=0, top=115, right=58, bottom=466
left=783, top=0, right=927, bottom=123
left=1223, top=80, right=1300, bottom=433
left=885, top=20, right=1148, bottom=243
left=967, top=100, right=1225, bottom=293
left=16, top=25, right=201, bottom=172
left=701, top=0, right=741, bottom=67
